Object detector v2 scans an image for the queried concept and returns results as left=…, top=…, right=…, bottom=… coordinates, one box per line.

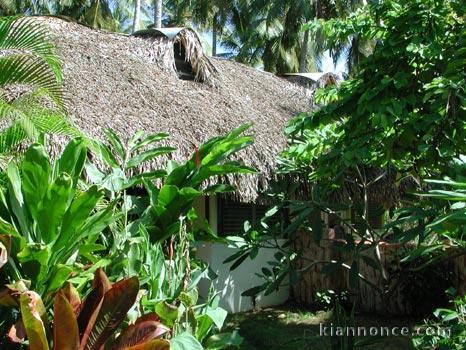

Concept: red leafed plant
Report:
left=10, top=268, right=170, bottom=350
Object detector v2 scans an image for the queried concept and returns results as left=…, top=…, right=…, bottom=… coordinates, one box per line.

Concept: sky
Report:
left=199, top=30, right=348, bottom=77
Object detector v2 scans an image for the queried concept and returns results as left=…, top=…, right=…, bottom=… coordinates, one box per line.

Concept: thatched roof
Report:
left=36, top=17, right=313, bottom=202
left=281, top=72, right=339, bottom=99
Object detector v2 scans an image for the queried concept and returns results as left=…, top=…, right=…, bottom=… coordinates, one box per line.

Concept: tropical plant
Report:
left=281, top=0, right=465, bottom=262
left=0, top=139, right=117, bottom=296
left=226, top=0, right=466, bottom=308
left=0, top=16, right=80, bottom=157
left=84, top=129, right=174, bottom=251
left=118, top=123, right=255, bottom=243
left=86, top=126, right=253, bottom=349
left=413, top=292, right=466, bottom=350
left=218, top=0, right=365, bottom=73
left=289, top=0, right=465, bottom=176
left=9, top=268, right=170, bottom=350
left=140, top=221, right=242, bottom=350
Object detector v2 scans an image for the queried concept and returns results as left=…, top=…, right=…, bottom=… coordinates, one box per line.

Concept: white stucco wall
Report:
left=195, top=241, right=289, bottom=313
left=194, top=195, right=289, bottom=313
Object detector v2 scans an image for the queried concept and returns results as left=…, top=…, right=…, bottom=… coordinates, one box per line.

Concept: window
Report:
left=217, top=197, right=269, bottom=236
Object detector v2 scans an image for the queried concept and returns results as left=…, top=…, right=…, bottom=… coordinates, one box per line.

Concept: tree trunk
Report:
left=299, top=29, right=310, bottom=72
left=154, top=0, right=162, bottom=28
left=132, top=0, right=141, bottom=33
left=212, top=14, right=218, bottom=56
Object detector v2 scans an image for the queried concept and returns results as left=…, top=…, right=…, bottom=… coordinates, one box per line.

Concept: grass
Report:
left=224, top=304, right=416, bottom=350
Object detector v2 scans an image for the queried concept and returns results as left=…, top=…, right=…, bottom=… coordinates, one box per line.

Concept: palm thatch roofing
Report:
left=281, top=72, right=339, bottom=99
left=36, top=16, right=315, bottom=202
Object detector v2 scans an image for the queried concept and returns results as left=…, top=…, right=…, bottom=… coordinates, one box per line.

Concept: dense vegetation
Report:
left=0, top=15, right=253, bottom=349
left=0, top=0, right=465, bottom=349
left=225, top=1, right=465, bottom=348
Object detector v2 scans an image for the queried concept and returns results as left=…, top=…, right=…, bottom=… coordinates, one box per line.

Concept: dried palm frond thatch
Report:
left=133, top=28, right=217, bottom=85
left=19, top=17, right=313, bottom=202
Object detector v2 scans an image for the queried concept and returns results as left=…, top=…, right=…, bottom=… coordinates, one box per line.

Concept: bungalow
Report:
left=39, top=17, right=378, bottom=313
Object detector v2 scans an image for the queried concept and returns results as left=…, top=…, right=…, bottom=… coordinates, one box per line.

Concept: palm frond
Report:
left=0, top=16, right=62, bottom=81
left=0, top=54, right=63, bottom=108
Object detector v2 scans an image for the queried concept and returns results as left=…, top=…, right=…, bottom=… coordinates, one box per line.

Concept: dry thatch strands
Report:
left=12, top=16, right=316, bottom=202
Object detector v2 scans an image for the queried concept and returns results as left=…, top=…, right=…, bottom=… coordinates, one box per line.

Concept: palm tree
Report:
left=0, top=16, right=79, bottom=156
left=154, top=0, right=162, bottom=27
left=132, top=0, right=142, bottom=32
left=169, top=0, right=233, bottom=56
left=216, top=0, right=366, bottom=73
left=0, top=1, right=122, bottom=30
left=220, top=2, right=264, bottom=66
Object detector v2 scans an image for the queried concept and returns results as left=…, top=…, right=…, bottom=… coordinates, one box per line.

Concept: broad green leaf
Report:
left=6, top=162, right=31, bottom=240
left=76, top=202, right=120, bottom=245
left=99, top=142, right=119, bottom=168
left=195, top=314, right=213, bottom=342
left=126, top=147, right=175, bottom=169
left=164, top=164, right=187, bottom=187
left=56, top=138, right=87, bottom=186
left=205, top=307, right=228, bottom=330
left=200, top=137, right=253, bottom=167
left=157, top=185, right=179, bottom=207
left=101, top=167, right=127, bottom=192
left=105, top=129, right=126, bottom=160
left=122, top=170, right=167, bottom=190
left=170, top=332, right=203, bottom=350
left=54, top=186, right=104, bottom=261
left=21, top=144, right=51, bottom=222
left=84, top=161, right=105, bottom=184
left=45, top=264, right=74, bottom=295
left=36, top=173, right=73, bottom=243
left=154, top=301, right=179, bottom=327
left=17, top=243, right=49, bottom=283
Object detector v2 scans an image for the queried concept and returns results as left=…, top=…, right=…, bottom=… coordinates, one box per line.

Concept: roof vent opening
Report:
left=132, top=27, right=217, bottom=85
left=174, top=40, right=195, bottom=80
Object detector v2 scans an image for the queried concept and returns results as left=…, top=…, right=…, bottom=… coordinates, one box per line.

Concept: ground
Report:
left=224, top=304, right=416, bottom=350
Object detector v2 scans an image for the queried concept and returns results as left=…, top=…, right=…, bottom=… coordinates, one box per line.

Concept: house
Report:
left=39, top=16, right=326, bottom=312
left=41, top=17, right=414, bottom=312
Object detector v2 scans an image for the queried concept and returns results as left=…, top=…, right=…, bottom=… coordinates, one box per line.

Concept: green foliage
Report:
left=0, top=234, right=10, bottom=270
left=412, top=293, right=466, bottom=350
left=288, top=0, right=466, bottom=177
left=125, top=123, right=255, bottom=243
left=387, top=156, right=466, bottom=264
left=0, top=16, right=80, bottom=156
left=0, top=139, right=117, bottom=296
left=228, top=1, right=466, bottom=306
left=216, top=0, right=364, bottom=73
left=84, top=126, right=252, bottom=349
